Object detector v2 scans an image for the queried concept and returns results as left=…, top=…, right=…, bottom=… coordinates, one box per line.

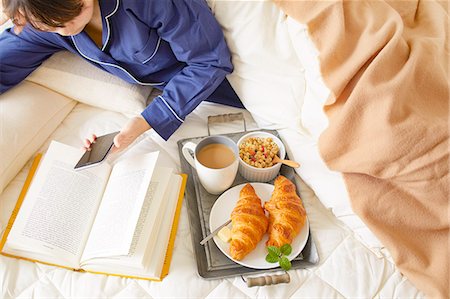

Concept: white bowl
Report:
left=237, top=131, right=286, bottom=182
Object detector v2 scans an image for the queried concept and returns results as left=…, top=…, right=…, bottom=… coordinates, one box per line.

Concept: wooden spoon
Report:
left=273, top=155, right=300, bottom=168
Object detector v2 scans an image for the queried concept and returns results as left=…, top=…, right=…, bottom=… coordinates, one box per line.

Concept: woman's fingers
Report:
left=111, top=131, right=135, bottom=154
left=113, top=116, right=151, bottom=152
left=111, top=133, right=127, bottom=153
left=90, top=134, right=97, bottom=143
left=83, top=139, right=92, bottom=150
left=83, top=134, right=97, bottom=151
left=110, top=144, right=119, bottom=154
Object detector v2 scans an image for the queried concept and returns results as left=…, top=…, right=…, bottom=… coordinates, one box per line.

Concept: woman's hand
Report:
left=84, top=116, right=151, bottom=153
left=111, top=116, right=151, bottom=153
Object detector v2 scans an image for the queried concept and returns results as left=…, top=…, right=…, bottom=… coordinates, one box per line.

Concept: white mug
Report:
left=182, top=136, right=239, bottom=194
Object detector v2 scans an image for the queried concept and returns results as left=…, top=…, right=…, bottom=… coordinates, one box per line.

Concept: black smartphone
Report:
left=74, top=131, right=120, bottom=170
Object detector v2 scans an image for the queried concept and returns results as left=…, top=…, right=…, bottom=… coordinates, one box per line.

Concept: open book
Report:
left=0, top=141, right=186, bottom=281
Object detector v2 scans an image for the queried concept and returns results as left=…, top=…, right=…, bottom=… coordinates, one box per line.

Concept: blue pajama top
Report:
left=0, top=0, right=242, bottom=140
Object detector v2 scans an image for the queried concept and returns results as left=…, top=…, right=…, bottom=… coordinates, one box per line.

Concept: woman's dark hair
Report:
left=2, top=0, right=84, bottom=28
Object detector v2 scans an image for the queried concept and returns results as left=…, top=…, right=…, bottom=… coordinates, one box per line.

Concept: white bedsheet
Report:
left=0, top=102, right=422, bottom=298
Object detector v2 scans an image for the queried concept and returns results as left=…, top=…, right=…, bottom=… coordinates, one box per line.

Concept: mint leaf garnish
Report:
left=266, top=244, right=293, bottom=271
left=267, top=246, right=281, bottom=256
left=280, top=244, right=292, bottom=256
left=279, top=256, right=292, bottom=271
left=265, top=254, right=279, bottom=263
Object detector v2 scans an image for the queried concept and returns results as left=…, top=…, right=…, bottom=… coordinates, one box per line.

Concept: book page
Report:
left=81, top=167, right=172, bottom=266
left=147, top=174, right=182, bottom=276
left=81, top=152, right=159, bottom=259
left=126, top=167, right=172, bottom=263
left=80, top=174, right=183, bottom=280
left=4, top=141, right=111, bottom=267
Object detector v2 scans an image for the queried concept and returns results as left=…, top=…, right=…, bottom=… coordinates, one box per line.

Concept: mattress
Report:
left=0, top=102, right=422, bottom=298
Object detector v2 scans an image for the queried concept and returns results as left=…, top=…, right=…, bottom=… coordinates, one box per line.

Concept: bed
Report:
left=1, top=0, right=447, bottom=298
left=0, top=100, right=423, bottom=298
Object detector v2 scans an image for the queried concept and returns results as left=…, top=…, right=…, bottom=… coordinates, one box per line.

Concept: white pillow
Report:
left=208, top=0, right=307, bottom=131
left=0, top=81, right=76, bottom=194
left=26, top=51, right=153, bottom=116
left=285, top=18, right=331, bottom=139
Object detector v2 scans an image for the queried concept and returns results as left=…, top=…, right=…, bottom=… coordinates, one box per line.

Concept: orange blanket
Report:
left=274, top=1, right=449, bottom=297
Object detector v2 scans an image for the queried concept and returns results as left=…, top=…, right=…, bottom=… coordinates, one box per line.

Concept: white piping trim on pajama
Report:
left=71, top=36, right=165, bottom=86
left=142, top=37, right=162, bottom=63
left=101, top=0, right=120, bottom=51
left=158, top=95, right=184, bottom=123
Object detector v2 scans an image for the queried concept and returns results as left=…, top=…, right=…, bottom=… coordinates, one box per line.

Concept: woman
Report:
left=0, top=0, right=243, bottom=151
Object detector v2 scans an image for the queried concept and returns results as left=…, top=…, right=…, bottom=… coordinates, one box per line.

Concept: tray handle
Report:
left=243, top=272, right=290, bottom=287
left=207, top=112, right=247, bottom=136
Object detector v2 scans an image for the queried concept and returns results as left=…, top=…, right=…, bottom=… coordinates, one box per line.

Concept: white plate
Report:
left=210, top=182, right=309, bottom=269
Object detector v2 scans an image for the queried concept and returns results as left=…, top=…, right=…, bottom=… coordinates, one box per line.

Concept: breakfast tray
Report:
left=177, top=122, right=319, bottom=280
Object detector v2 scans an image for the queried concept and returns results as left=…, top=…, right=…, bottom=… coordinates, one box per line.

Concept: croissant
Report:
left=264, top=175, right=306, bottom=247
left=230, top=184, right=269, bottom=260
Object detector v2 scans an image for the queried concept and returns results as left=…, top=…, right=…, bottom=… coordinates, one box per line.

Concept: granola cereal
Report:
left=239, top=137, right=279, bottom=168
